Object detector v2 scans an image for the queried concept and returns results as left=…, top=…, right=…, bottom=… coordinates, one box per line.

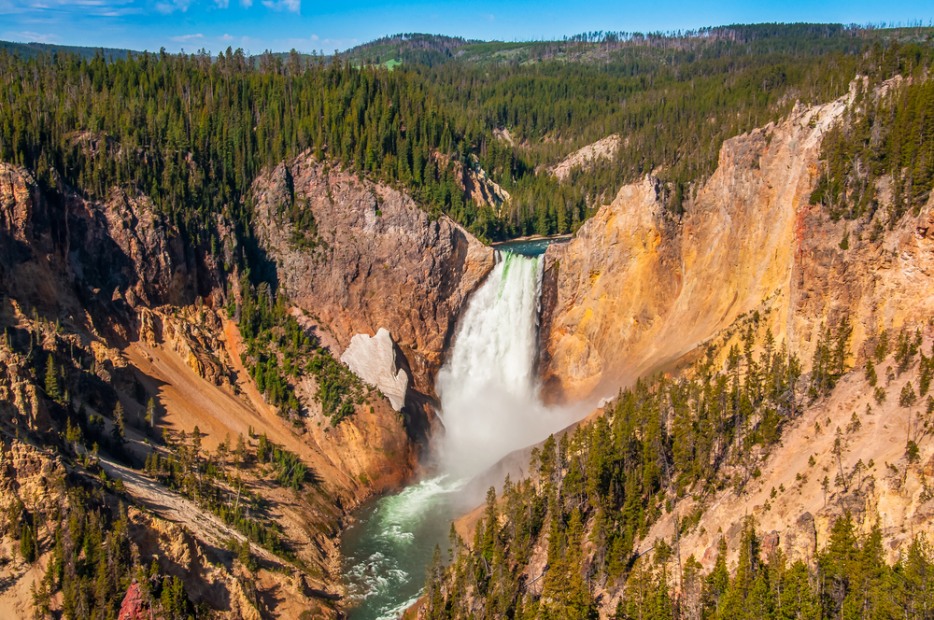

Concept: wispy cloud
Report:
left=1, top=0, right=139, bottom=17
left=33, top=0, right=109, bottom=7
left=1, top=0, right=304, bottom=19
left=261, top=0, right=298, bottom=13
left=171, top=32, right=204, bottom=42
left=154, top=0, right=190, bottom=14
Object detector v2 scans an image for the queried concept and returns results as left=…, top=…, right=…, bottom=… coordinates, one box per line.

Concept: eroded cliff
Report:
left=251, top=154, right=495, bottom=398
left=532, top=83, right=934, bottom=612
left=541, top=84, right=934, bottom=404
left=0, top=154, right=492, bottom=617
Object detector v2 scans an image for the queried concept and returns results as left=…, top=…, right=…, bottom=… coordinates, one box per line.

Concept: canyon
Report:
left=400, top=81, right=933, bottom=616
left=0, top=59, right=932, bottom=619
left=0, top=153, right=493, bottom=617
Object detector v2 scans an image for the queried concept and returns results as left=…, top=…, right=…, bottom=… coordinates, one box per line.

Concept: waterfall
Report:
left=435, top=250, right=567, bottom=478
left=342, top=248, right=576, bottom=620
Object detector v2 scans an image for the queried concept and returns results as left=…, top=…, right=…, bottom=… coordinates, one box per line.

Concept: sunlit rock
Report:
left=341, top=328, right=409, bottom=411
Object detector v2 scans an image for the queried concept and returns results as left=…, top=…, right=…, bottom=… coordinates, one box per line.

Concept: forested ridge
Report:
left=1, top=24, right=932, bottom=241
left=0, top=48, right=479, bottom=244
left=422, top=325, right=934, bottom=619
left=811, top=77, right=934, bottom=225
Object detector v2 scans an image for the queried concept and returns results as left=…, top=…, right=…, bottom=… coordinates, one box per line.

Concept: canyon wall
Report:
left=251, top=154, right=495, bottom=397
left=535, top=87, right=934, bottom=611
left=541, top=87, right=934, bottom=403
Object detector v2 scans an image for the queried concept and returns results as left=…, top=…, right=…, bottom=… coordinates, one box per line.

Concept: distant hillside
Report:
left=341, top=33, right=474, bottom=67
left=2, top=24, right=932, bottom=244
left=0, top=40, right=137, bottom=61
left=341, top=23, right=880, bottom=68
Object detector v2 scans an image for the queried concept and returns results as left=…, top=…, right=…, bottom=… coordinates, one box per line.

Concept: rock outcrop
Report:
left=341, top=328, right=409, bottom=411
left=457, top=155, right=511, bottom=211
left=251, top=154, right=495, bottom=397
left=0, top=154, right=454, bottom=617
left=549, top=134, right=622, bottom=182
left=117, top=582, right=147, bottom=620
left=0, top=156, right=419, bottom=501
left=0, top=162, right=227, bottom=331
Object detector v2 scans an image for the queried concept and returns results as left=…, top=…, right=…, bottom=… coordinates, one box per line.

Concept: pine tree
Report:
left=564, top=508, right=594, bottom=618
left=901, top=382, right=918, bottom=408
left=112, top=401, right=126, bottom=444
left=865, top=357, right=877, bottom=387
left=704, top=537, right=729, bottom=615
left=145, top=397, right=157, bottom=431
left=44, top=357, right=61, bottom=404
left=20, top=519, right=37, bottom=563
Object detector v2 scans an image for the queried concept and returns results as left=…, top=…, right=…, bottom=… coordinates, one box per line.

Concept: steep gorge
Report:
left=0, top=59, right=933, bottom=620
left=0, top=153, right=492, bottom=617
left=514, top=81, right=934, bottom=613
left=416, top=80, right=934, bottom=619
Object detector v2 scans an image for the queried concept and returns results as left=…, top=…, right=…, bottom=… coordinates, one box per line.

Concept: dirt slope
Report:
left=608, top=328, right=934, bottom=615
left=549, top=134, right=622, bottom=181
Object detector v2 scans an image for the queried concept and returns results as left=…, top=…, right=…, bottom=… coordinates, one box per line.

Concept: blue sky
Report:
left=0, top=0, right=931, bottom=54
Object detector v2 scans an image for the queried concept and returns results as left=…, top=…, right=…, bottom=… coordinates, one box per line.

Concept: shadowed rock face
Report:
left=0, top=162, right=228, bottom=328
left=1, top=157, right=469, bottom=617
left=540, top=90, right=934, bottom=403
left=251, top=154, right=495, bottom=397
left=1, top=155, right=489, bottom=504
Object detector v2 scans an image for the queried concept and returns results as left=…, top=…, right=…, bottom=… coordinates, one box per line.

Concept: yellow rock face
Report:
left=541, top=91, right=934, bottom=403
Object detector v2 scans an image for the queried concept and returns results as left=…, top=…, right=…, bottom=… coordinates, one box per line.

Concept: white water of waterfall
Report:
left=435, top=250, right=570, bottom=477
left=342, top=249, right=577, bottom=620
